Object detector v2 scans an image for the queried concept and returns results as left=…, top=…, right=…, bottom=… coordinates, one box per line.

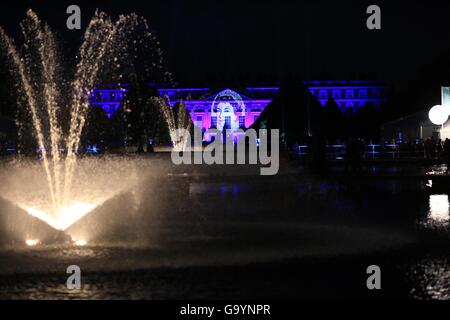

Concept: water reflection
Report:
left=409, top=257, right=450, bottom=300
left=427, top=194, right=450, bottom=226
left=426, top=164, right=447, bottom=175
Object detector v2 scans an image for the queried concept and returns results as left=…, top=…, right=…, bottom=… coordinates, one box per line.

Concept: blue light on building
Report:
left=89, top=85, right=127, bottom=118
left=89, top=81, right=387, bottom=127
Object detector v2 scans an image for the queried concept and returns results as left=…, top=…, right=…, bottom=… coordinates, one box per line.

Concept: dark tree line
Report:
left=322, top=98, right=384, bottom=143
left=83, top=84, right=173, bottom=153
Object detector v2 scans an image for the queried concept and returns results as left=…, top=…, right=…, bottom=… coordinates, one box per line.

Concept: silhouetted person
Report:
left=312, top=135, right=327, bottom=175
left=136, top=145, right=145, bottom=153
left=425, top=137, right=436, bottom=160
left=437, top=139, right=443, bottom=159
left=345, top=138, right=353, bottom=173
left=291, top=141, right=299, bottom=159
left=444, top=138, right=450, bottom=174
left=345, top=138, right=364, bottom=174
left=147, top=141, right=154, bottom=153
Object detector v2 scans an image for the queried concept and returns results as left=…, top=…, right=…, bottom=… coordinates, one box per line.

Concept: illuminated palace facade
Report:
left=89, top=81, right=387, bottom=130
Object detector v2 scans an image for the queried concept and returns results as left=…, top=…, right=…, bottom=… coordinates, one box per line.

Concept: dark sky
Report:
left=2, top=0, right=450, bottom=89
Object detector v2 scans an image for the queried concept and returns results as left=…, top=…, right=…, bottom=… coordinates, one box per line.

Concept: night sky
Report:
left=1, top=0, right=450, bottom=90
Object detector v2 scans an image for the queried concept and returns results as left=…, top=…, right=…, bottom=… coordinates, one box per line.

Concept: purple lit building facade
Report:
left=156, top=87, right=274, bottom=131
left=89, top=85, right=127, bottom=118
left=307, top=80, right=387, bottom=111
left=89, top=81, right=387, bottom=129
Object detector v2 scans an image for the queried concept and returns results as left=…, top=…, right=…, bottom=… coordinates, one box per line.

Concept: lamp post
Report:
left=428, top=104, right=449, bottom=140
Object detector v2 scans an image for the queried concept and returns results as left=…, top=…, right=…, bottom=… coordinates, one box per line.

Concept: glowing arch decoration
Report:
left=211, top=89, right=246, bottom=131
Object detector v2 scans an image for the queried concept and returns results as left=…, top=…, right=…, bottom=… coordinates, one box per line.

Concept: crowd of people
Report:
left=294, top=137, right=450, bottom=160
left=383, top=137, right=450, bottom=162
left=292, top=136, right=450, bottom=174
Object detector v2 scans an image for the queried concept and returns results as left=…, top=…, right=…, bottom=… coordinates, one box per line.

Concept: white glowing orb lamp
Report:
left=428, top=105, right=450, bottom=125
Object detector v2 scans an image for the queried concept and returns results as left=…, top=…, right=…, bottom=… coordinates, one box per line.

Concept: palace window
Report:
left=372, top=88, right=381, bottom=98
left=345, top=90, right=354, bottom=99
left=225, top=116, right=231, bottom=129
left=195, top=116, right=203, bottom=128
left=239, top=116, right=245, bottom=128
left=101, top=93, right=110, bottom=101
left=319, top=90, right=328, bottom=99
left=211, top=116, right=217, bottom=128
left=359, top=90, right=367, bottom=98
left=332, top=90, right=341, bottom=99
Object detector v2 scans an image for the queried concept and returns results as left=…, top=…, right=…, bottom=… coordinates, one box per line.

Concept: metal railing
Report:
left=295, top=143, right=429, bottom=160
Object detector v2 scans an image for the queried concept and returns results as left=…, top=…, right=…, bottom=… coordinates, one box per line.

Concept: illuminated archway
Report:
left=211, top=89, right=246, bottom=131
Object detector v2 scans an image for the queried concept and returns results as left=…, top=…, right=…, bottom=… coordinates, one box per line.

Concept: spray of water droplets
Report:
left=0, top=9, right=172, bottom=229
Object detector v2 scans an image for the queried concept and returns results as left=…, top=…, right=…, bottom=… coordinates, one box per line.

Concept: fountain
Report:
left=0, top=10, right=167, bottom=235
left=158, top=97, right=192, bottom=151
left=0, top=8, right=448, bottom=302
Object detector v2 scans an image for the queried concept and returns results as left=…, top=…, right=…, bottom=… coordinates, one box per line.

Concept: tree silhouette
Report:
left=355, top=102, right=379, bottom=141
left=322, top=98, right=343, bottom=142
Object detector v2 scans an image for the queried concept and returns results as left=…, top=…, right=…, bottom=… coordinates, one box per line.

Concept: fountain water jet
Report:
left=158, top=98, right=192, bottom=151
left=0, top=10, right=166, bottom=231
